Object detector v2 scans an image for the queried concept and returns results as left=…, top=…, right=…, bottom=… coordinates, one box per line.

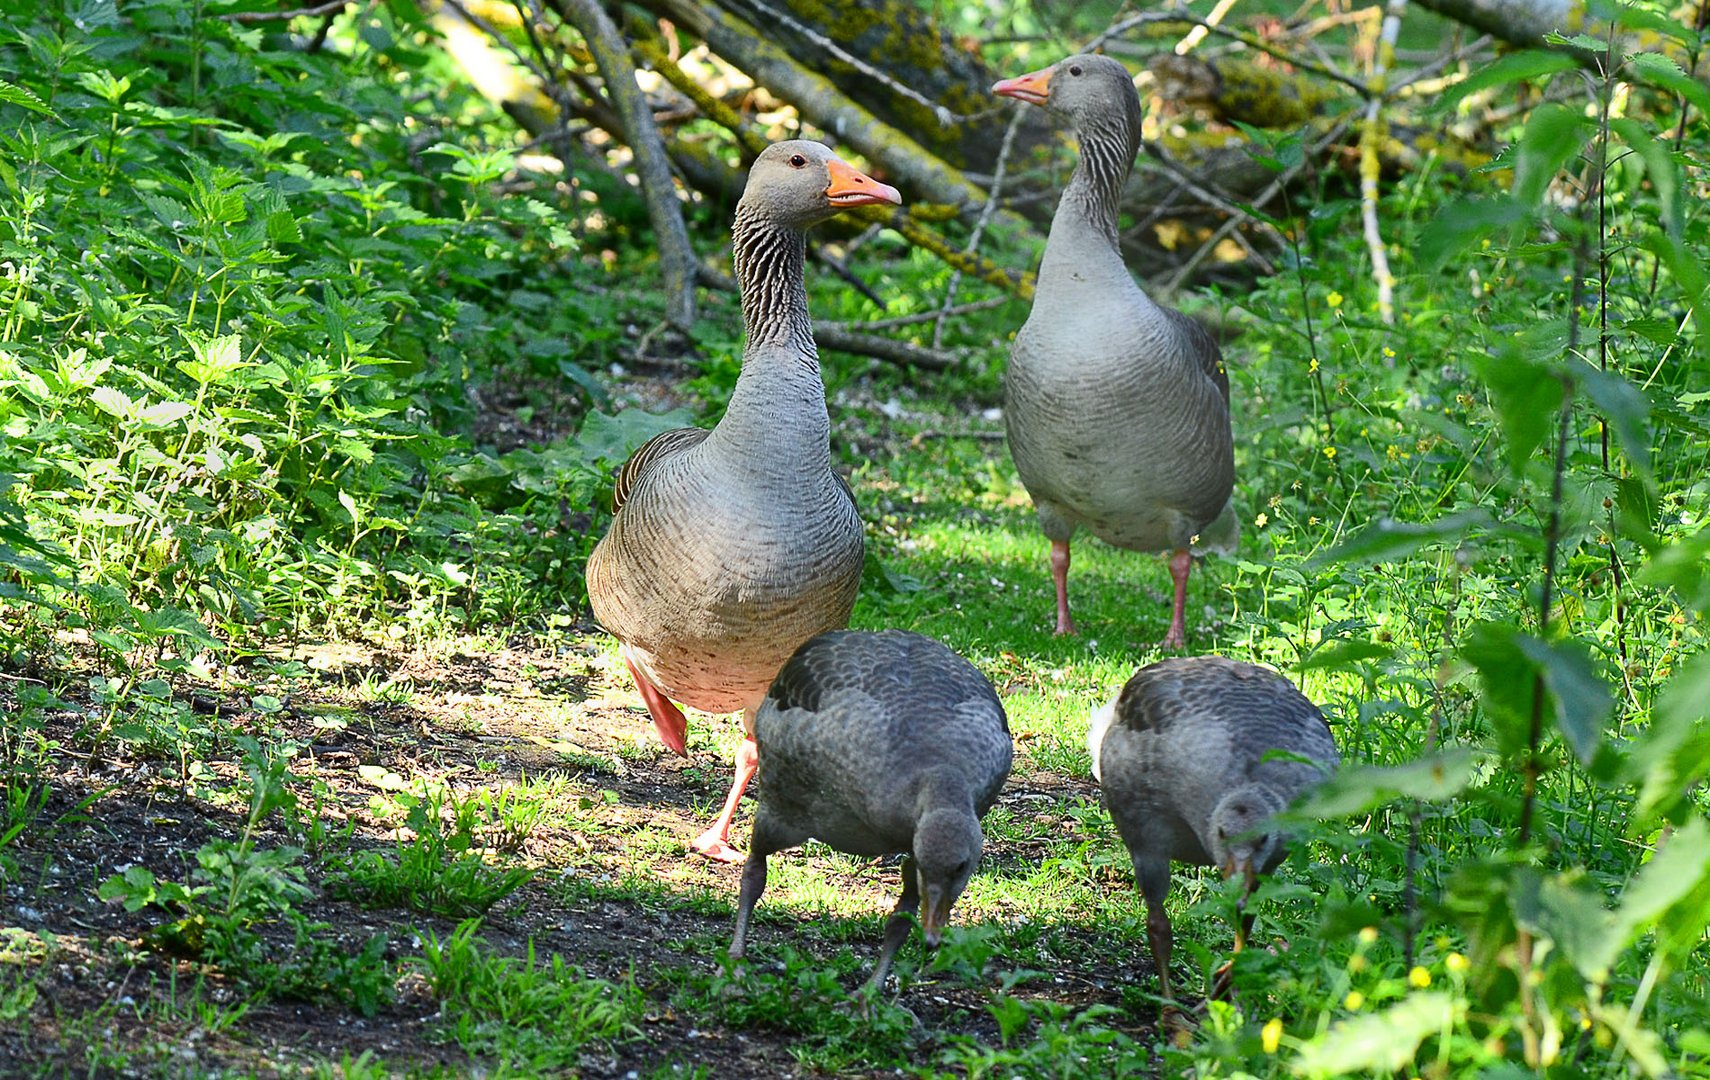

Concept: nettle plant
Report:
left=1218, top=19, right=1710, bottom=1078
left=0, top=0, right=622, bottom=661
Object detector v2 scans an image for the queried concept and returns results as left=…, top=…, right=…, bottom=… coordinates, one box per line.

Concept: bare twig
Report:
left=1360, top=0, right=1408, bottom=325
left=814, top=325, right=957, bottom=370
left=1163, top=115, right=1354, bottom=291
left=1100, top=10, right=1370, bottom=96
left=558, top=0, right=697, bottom=331
left=738, top=0, right=999, bottom=127
left=811, top=246, right=888, bottom=311
left=218, top=0, right=346, bottom=23
left=824, top=296, right=1009, bottom=333
left=935, top=104, right=1027, bottom=348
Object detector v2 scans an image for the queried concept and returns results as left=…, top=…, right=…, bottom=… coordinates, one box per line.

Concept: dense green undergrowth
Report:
left=2, top=0, right=1709, bottom=1077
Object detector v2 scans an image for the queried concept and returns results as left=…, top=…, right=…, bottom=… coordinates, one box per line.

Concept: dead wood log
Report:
left=813, top=325, right=956, bottom=371
left=700, top=0, right=1050, bottom=172
left=637, top=0, right=1034, bottom=231
left=631, top=31, right=1035, bottom=299
left=558, top=0, right=697, bottom=330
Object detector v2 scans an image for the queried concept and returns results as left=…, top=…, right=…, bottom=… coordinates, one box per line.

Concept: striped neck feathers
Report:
left=1060, top=107, right=1139, bottom=250
left=732, top=205, right=817, bottom=359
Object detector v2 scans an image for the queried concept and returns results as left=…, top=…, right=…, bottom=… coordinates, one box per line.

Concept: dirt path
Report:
left=0, top=633, right=1157, bottom=1076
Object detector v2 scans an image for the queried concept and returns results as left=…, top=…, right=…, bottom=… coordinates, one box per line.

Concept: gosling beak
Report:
left=825, top=158, right=901, bottom=208
left=920, top=883, right=953, bottom=948
left=992, top=66, right=1053, bottom=106
left=1221, top=856, right=1258, bottom=951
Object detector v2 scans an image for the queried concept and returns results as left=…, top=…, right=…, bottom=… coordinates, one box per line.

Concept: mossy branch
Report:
left=556, top=0, right=697, bottom=330
left=633, top=32, right=1035, bottom=300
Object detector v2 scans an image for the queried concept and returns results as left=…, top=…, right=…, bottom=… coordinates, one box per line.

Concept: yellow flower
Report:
left=1409, top=966, right=1432, bottom=988
left=1382, top=347, right=1396, bottom=359
left=1326, top=291, right=1344, bottom=308
left=1445, top=952, right=1468, bottom=973
left=1308, top=357, right=1320, bottom=373
left=1308, top=516, right=1321, bottom=526
left=1359, top=927, right=1379, bottom=944
left=1255, top=512, right=1270, bottom=529
left=1261, top=1017, right=1284, bottom=1054
left=1323, top=446, right=1337, bottom=459
left=1345, top=990, right=1365, bottom=1011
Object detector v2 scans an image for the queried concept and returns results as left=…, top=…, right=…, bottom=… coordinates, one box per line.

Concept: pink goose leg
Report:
left=1161, top=548, right=1193, bottom=649
left=1050, top=539, right=1076, bottom=636
left=621, top=645, right=689, bottom=758
left=692, top=707, right=759, bottom=864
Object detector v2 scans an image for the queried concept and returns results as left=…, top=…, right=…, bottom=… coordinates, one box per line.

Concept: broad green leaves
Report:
left=1462, top=623, right=1612, bottom=766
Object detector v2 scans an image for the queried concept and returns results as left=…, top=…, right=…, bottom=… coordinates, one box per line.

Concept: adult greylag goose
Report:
left=585, top=141, right=900, bottom=863
left=993, top=55, right=1236, bottom=646
left=728, top=629, right=1013, bottom=991
left=1088, top=656, right=1338, bottom=1004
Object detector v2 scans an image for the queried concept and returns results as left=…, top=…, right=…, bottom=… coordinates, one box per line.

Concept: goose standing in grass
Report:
left=993, top=55, right=1236, bottom=646
left=1088, top=656, right=1337, bottom=1005
left=585, top=141, right=901, bottom=863
left=728, top=629, right=1013, bottom=991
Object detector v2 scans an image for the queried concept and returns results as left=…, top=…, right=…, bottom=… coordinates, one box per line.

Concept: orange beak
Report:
left=992, top=65, right=1053, bottom=106
left=825, top=158, right=901, bottom=208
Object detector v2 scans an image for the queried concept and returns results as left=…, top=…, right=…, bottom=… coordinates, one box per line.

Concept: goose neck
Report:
left=1059, top=116, right=1136, bottom=250
left=733, top=207, right=815, bottom=356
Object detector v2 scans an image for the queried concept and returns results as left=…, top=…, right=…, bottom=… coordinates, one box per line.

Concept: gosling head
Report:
left=912, top=807, right=984, bottom=948
left=1208, top=788, right=1285, bottom=892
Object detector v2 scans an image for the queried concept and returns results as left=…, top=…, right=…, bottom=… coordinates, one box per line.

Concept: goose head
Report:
left=739, top=141, right=901, bottom=229
left=993, top=53, right=1140, bottom=135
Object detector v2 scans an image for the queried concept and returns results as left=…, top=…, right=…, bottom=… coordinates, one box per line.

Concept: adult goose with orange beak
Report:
left=993, top=55, right=1237, bottom=647
left=585, top=141, right=901, bottom=864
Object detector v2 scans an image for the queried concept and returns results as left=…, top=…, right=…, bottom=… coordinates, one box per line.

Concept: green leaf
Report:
left=89, top=386, right=135, bottom=421
left=137, top=400, right=194, bottom=428
left=1510, top=869, right=1620, bottom=982
left=1625, top=652, right=1710, bottom=822
left=0, top=79, right=59, bottom=119
left=1625, top=51, right=1710, bottom=120
left=1296, top=639, right=1394, bottom=671
left=1611, top=816, right=1710, bottom=948
left=576, top=408, right=698, bottom=464
left=1512, top=104, right=1589, bottom=208
left=1309, top=509, right=1492, bottom=568
left=1643, top=234, right=1709, bottom=354
left=1290, top=747, right=1479, bottom=818
left=1579, top=365, right=1653, bottom=487
left=1418, top=196, right=1525, bottom=268
left=1432, top=51, right=1578, bottom=114
left=1468, top=348, right=1563, bottom=472
left=1291, top=993, right=1461, bottom=1076
left=1514, top=635, right=1613, bottom=766
left=1635, top=528, right=1710, bottom=611
left=1462, top=622, right=1538, bottom=759
left=1608, top=117, right=1682, bottom=239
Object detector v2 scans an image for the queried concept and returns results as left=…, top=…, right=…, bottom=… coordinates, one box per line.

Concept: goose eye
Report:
left=788, top=154, right=807, bottom=168
left=1068, top=64, right=1083, bottom=76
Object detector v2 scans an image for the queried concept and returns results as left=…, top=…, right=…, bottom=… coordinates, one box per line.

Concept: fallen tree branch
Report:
left=220, top=0, right=347, bottom=22
left=632, top=31, right=1035, bottom=299
left=813, top=325, right=957, bottom=370
left=557, top=0, right=697, bottom=330
left=640, top=0, right=1034, bottom=229
left=823, top=296, right=1009, bottom=332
